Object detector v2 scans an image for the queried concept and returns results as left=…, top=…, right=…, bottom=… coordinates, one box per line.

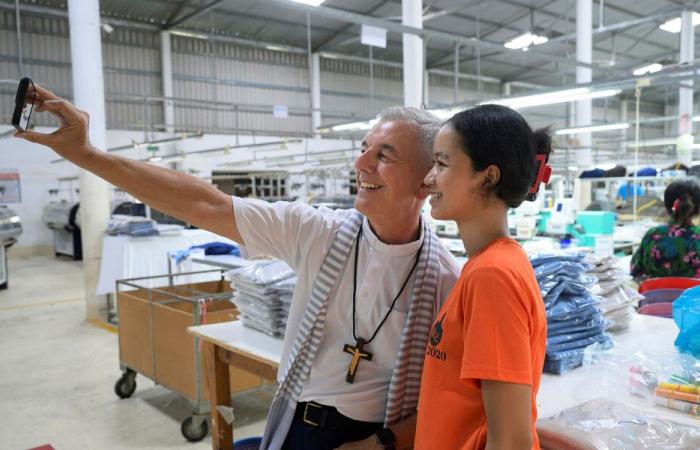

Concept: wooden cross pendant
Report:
left=343, top=337, right=373, bottom=383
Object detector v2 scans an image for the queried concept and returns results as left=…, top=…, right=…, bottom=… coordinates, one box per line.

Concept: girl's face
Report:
left=424, top=124, right=493, bottom=222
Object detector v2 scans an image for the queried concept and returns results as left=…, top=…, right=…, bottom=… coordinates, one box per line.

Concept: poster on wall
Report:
left=0, top=170, right=21, bottom=203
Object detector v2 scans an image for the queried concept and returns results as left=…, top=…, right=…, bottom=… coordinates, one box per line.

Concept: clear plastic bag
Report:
left=547, top=294, right=602, bottom=321
left=227, top=260, right=295, bottom=286
left=537, top=398, right=700, bottom=450
left=535, top=260, right=591, bottom=280
left=530, top=252, right=587, bottom=268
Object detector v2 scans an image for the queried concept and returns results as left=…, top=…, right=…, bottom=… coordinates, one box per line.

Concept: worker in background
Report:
left=415, top=105, right=550, bottom=450
left=631, top=179, right=700, bottom=279
left=14, top=84, right=460, bottom=450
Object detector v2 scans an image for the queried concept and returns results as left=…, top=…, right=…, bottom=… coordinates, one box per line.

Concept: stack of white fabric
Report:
left=586, top=254, right=642, bottom=331
left=227, top=260, right=296, bottom=337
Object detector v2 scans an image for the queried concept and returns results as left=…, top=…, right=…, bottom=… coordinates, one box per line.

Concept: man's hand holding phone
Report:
left=13, top=82, right=97, bottom=166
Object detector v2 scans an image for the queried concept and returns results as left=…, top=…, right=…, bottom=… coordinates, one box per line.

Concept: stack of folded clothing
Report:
left=586, top=254, right=641, bottom=331
left=107, top=214, right=159, bottom=237
left=227, top=260, right=296, bottom=337
left=530, top=252, right=613, bottom=375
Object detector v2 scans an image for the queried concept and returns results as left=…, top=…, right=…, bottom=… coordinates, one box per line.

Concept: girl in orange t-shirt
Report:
left=415, top=105, right=550, bottom=450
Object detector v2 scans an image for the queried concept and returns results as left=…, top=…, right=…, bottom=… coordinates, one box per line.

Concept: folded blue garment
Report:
left=529, top=252, right=587, bottom=268
left=172, top=241, right=241, bottom=263
left=547, top=315, right=607, bottom=335
left=547, top=332, right=611, bottom=353
left=547, top=294, right=601, bottom=321
left=547, top=325, right=609, bottom=345
left=534, top=261, right=590, bottom=280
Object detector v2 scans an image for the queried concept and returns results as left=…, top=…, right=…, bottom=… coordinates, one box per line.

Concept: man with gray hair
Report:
left=15, top=85, right=460, bottom=450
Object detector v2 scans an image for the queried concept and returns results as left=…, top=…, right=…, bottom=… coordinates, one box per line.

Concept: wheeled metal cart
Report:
left=114, top=269, right=262, bottom=442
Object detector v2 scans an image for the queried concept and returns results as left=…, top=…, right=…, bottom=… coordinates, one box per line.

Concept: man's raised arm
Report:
left=14, top=84, right=244, bottom=245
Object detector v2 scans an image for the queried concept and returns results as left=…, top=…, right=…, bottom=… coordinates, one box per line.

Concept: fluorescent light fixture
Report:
left=504, top=32, right=549, bottom=50
left=149, top=156, right=163, bottom=162
left=659, top=12, right=700, bottom=33
left=289, top=0, right=326, bottom=6
left=330, top=118, right=378, bottom=132
left=624, top=137, right=676, bottom=148
left=633, top=63, right=663, bottom=76
left=169, top=30, right=209, bottom=40
left=692, top=116, right=700, bottom=122
left=265, top=45, right=289, bottom=52
left=555, top=123, right=629, bottom=135
left=482, top=88, right=621, bottom=110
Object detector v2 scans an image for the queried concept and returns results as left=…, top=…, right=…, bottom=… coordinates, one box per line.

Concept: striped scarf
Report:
left=261, top=210, right=440, bottom=449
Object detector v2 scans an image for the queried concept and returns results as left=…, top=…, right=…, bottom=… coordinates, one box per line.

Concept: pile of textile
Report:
left=586, top=254, right=641, bottom=331
left=537, top=398, right=700, bottom=449
left=227, top=260, right=295, bottom=337
left=531, top=252, right=613, bottom=375
left=106, top=214, right=159, bottom=237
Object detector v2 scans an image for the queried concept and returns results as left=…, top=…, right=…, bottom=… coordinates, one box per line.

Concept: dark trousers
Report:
left=281, top=401, right=383, bottom=450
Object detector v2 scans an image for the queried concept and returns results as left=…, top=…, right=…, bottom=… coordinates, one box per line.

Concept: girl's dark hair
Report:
left=447, top=104, right=553, bottom=208
left=664, top=180, right=700, bottom=225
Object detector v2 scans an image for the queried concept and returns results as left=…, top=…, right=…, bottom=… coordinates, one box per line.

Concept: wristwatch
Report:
left=374, top=428, right=396, bottom=450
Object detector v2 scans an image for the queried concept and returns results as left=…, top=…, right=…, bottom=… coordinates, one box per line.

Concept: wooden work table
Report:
left=190, top=314, right=697, bottom=449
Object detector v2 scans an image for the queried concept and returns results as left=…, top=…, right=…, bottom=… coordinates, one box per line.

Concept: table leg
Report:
left=204, top=341, right=232, bottom=450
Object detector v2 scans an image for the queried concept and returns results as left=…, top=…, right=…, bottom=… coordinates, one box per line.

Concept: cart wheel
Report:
left=114, top=371, right=137, bottom=399
left=181, top=416, right=209, bottom=442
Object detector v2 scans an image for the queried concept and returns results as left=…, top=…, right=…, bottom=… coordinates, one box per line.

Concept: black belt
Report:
left=294, top=401, right=381, bottom=431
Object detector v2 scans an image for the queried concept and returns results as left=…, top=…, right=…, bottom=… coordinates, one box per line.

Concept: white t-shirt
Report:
left=233, top=197, right=460, bottom=422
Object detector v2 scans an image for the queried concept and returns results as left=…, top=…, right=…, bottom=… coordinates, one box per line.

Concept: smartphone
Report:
left=11, top=77, right=33, bottom=132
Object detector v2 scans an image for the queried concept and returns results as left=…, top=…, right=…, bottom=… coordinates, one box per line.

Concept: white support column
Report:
left=67, top=0, right=111, bottom=320
left=620, top=98, right=628, bottom=153
left=160, top=31, right=175, bottom=134
left=402, top=0, right=423, bottom=108
left=310, top=53, right=321, bottom=138
left=678, top=10, right=694, bottom=165
left=575, top=0, right=593, bottom=168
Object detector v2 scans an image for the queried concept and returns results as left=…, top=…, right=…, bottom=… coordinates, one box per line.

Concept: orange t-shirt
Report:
left=414, top=238, right=546, bottom=450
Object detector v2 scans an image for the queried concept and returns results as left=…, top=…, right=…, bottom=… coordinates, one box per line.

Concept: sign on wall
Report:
left=0, top=170, right=21, bottom=203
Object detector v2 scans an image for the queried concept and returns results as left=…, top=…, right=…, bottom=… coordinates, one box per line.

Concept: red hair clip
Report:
left=526, top=154, right=552, bottom=201
left=672, top=198, right=681, bottom=213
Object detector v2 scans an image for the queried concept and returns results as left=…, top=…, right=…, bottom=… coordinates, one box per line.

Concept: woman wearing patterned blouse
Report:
left=631, top=180, right=700, bottom=279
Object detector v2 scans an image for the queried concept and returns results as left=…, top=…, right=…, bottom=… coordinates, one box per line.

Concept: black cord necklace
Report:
left=342, top=225, right=424, bottom=383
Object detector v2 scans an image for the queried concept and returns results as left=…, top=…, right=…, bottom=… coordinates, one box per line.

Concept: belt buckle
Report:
left=303, top=402, right=322, bottom=427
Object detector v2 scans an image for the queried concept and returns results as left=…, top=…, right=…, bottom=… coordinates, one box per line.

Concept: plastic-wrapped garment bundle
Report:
left=547, top=316, right=610, bottom=338
left=547, top=332, right=612, bottom=353
left=269, top=276, right=297, bottom=294
left=240, top=314, right=285, bottom=337
left=232, top=286, right=283, bottom=306
left=530, top=252, right=587, bottom=268
left=584, top=254, right=616, bottom=273
left=537, top=398, right=700, bottom=450
left=542, top=274, right=598, bottom=307
left=227, top=260, right=295, bottom=286
left=232, top=294, right=284, bottom=315
left=546, top=294, right=602, bottom=321
left=547, top=310, right=605, bottom=334
left=544, top=336, right=614, bottom=375
left=534, top=260, right=590, bottom=280
left=107, top=215, right=159, bottom=237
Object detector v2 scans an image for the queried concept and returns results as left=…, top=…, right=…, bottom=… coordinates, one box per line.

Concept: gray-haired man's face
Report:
left=354, top=120, right=432, bottom=223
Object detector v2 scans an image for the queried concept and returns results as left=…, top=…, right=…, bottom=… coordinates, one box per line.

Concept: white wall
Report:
left=0, top=126, right=75, bottom=251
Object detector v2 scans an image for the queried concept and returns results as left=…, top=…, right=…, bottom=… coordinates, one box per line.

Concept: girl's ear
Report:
left=481, top=165, right=501, bottom=188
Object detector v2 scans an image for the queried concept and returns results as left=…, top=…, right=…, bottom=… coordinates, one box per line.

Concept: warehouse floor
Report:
left=0, top=255, right=270, bottom=450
